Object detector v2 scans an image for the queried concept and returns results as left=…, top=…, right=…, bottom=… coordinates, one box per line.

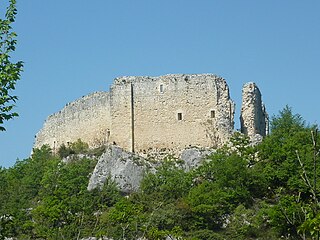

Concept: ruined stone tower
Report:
left=240, top=82, right=269, bottom=143
left=34, top=74, right=267, bottom=155
left=110, top=74, right=235, bottom=153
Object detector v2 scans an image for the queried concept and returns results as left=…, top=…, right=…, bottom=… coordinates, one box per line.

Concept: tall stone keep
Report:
left=240, top=82, right=268, bottom=142
left=110, top=74, right=235, bottom=153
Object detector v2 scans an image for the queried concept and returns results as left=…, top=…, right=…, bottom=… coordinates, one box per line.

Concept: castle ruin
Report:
left=240, top=82, right=269, bottom=143
left=34, top=74, right=268, bottom=154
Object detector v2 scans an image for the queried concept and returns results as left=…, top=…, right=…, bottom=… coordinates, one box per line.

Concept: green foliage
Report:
left=0, top=145, right=59, bottom=239
left=71, top=138, right=89, bottom=154
left=93, top=176, right=121, bottom=209
left=229, top=131, right=254, bottom=161
left=258, top=106, right=317, bottom=192
left=0, top=0, right=23, bottom=131
left=87, top=145, right=107, bottom=157
left=141, top=159, right=193, bottom=202
left=3, top=106, right=320, bottom=239
left=186, top=152, right=266, bottom=231
left=0, top=215, right=14, bottom=240
left=99, top=198, right=145, bottom=239
left=299, top=212, right=320, bottom=238
left=256, top=106, right=320, bottom=239
left=57, top=139, right=105, bottom=159
left=271, top=105, right=306, bottom=136
left=31, top=157, right=97, bottom=239
left=57, top=139, right=90, bottom=158
left=186, top=229, right=225, bottom=240
left=57, top=143, right=74, bottom=158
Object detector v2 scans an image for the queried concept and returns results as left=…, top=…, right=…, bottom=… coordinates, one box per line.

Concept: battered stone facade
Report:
left=34, top=92, right=111, bottom=152
left=34, top=74, right=267, bottom=154
left=240, top=82, right=269, bottom=143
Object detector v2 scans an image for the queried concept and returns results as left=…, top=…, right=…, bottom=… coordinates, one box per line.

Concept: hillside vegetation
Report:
left=1, top=106, right=320, bottom=240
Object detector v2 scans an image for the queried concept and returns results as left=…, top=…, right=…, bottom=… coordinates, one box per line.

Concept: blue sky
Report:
left=1, top=1, right=320, bottom=168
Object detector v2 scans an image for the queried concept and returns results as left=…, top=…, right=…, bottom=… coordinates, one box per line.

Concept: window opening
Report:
left=106, top=130, right=110, bottom=142
left=159, top=84, right=164, bottom=93
left=211, top=110, right=215, bottom=118
left=178, top=112, right=183, bottom=120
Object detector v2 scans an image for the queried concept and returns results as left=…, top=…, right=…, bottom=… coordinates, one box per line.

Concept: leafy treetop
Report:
left=0, top=0, right=23, bottom=131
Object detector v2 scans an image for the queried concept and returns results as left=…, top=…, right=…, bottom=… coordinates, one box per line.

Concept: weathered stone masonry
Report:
left=110, top=74, right=235, bottom=153
left=34, top=92, right=111, bottom=152
left=240, top=82, right=269, bottom=143
left=34, top=74, right=267, bottom=154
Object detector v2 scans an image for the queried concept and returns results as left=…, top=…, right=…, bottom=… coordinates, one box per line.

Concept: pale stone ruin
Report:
left=240, top=82, right=269, bottom=144
left=34, top=74, right=268, bottom=155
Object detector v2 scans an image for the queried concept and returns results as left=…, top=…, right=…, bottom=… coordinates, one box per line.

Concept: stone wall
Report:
left=34, top=92, right=111, bottom=152
left=109, top=74, right=235, bottom=154
left=240, top=82, right=268, bottom=142
left=109, top=77, right=134, bottom=151
left=34, top=74, right=267, bottom=154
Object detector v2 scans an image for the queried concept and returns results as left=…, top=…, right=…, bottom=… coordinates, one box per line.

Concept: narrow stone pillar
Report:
left=240, top=82, right=268, bottom=143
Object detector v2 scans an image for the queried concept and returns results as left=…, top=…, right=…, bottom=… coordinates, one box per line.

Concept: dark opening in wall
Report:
left=159, top=84, right=164, bottom=93
left=106, top=130, right=110, bottom=142
left=211, top=110, right=215, bottom=118
left=178, top=112, right=183, bottom=120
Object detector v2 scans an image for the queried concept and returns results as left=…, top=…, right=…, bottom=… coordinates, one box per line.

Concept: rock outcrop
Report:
left=33, top=74, right=269, bottom=193
left=240, top=82, right=268, bottom=144
left=88, top=146, right=214, bottom=192
left=180, top=147, right=214, bottom=171
left=87, top=145, right=154, bottom=193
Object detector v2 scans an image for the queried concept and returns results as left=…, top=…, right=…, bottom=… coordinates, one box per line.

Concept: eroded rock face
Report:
left=87, top=145, right=154, bottom=193
left=180, top=147, right=214, bottom=171
left=88, top=146, right=214, bottom=193
left=240, top=82, right=268, bottom=144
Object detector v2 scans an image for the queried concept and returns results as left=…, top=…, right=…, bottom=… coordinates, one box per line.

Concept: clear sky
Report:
left=1, top=0, right=320, bottom=168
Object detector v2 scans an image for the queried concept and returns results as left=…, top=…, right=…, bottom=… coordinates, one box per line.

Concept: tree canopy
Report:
left=1, top=107, right=320, bottom=239
left=0, top=0, right=23, bottom=131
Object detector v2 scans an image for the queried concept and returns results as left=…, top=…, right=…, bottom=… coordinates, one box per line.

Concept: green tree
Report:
left=99, top=198, right=145, bottom=239
left=31, top=157, right=98, bottom=239
left=140, top=158, right=192, bottom=202
left=258, top=105, right=315, bottom=191
left=0, top=0, right=23, bottom=131
left=257, top=106, right=320, bottom=239
left=187, top=152, right=263, bottom=230
left=57, top=139, right=90, bottom=158
left=57, top=143, right=74, bottom=158
left=0, top=145, right=58, bottom=239
left=71, top=138, right=89, bottom=154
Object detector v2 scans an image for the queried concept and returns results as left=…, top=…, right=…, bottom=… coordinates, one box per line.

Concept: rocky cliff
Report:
left=87, top=145, right=213, bottom=192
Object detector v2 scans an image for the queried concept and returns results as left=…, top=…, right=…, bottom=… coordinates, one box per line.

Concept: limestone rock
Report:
left=180, top=147, right=214, bottom=171
left=88, top=145, right=215, bottom=193
left=240, top=82, right=268, bottom=144
left=87, top=145, right=154, bottom=193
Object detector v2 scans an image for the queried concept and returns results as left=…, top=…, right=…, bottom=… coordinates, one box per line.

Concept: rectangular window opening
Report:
left=178, top=112, right=183, bottom=121
left=159, top=84, right=164, bottom=93
left=211, top=110, right=215, bottom=118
